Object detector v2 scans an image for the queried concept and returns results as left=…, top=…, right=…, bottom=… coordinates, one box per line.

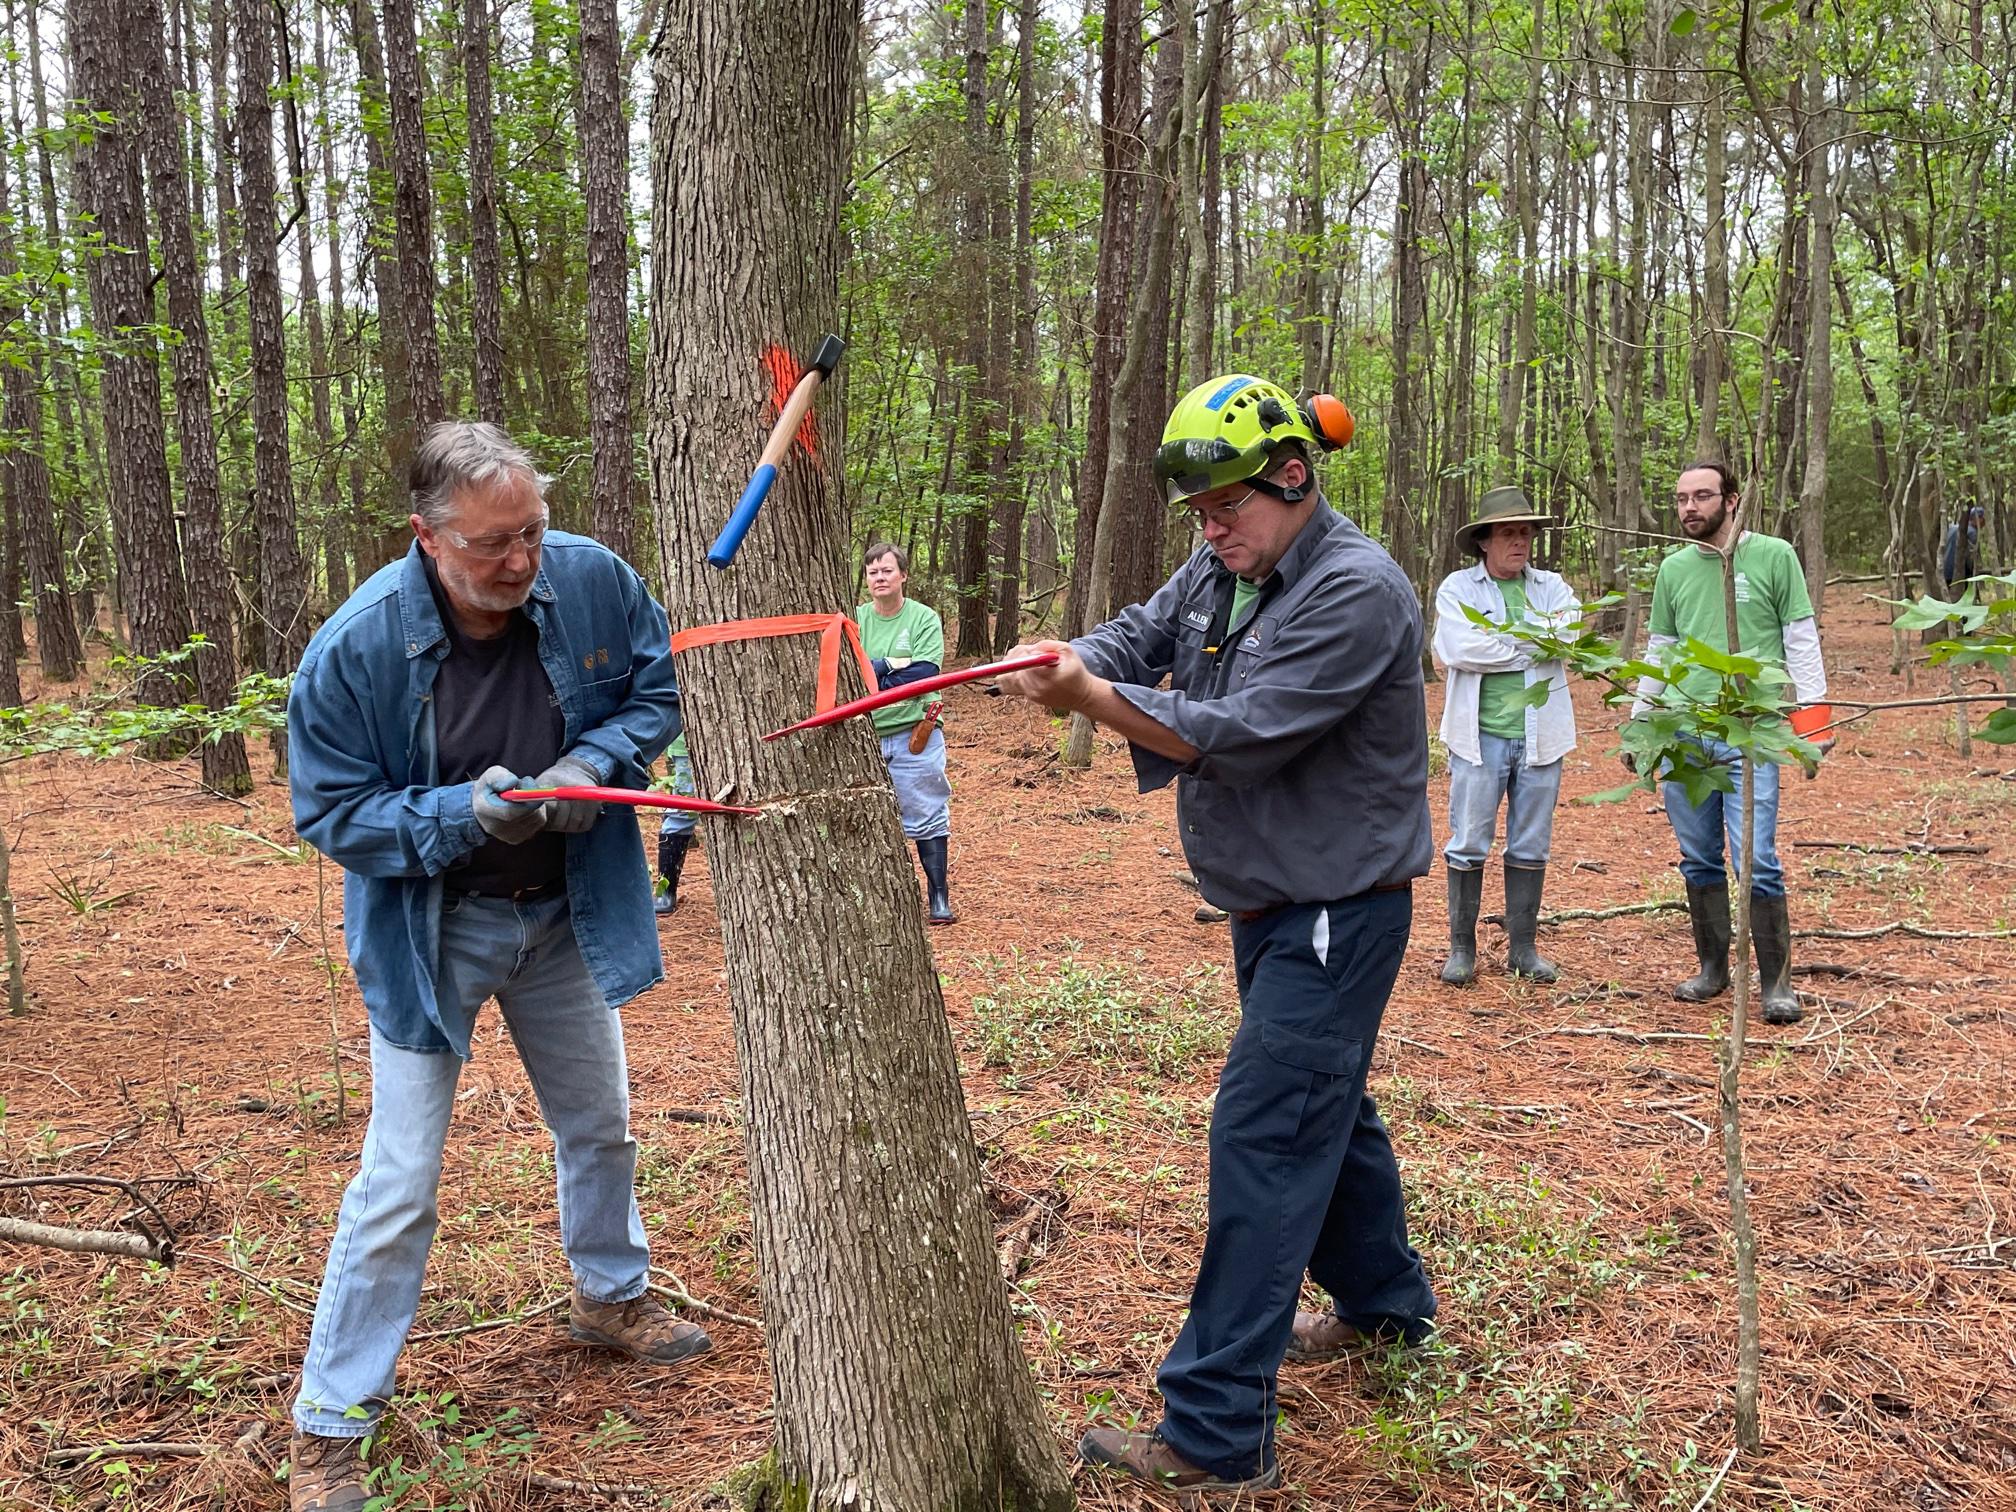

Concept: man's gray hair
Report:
left=409, top=420, right=550, bottom=527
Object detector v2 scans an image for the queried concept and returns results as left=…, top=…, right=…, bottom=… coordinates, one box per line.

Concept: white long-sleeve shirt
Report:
left=1432, top=563, right=1580, bottom=767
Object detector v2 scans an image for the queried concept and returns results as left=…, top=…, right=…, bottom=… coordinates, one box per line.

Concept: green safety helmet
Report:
left=1154, top=375, right=1355, bottom=507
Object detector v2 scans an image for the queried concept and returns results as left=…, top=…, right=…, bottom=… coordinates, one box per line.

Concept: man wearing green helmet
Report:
left=1002, top=373, right=1437, bottom=1495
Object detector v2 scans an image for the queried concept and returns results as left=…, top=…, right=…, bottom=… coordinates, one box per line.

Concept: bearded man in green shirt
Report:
left=856, top=542, right=956, bottom=923
left=1628, top=460, right=1829, bottom=1024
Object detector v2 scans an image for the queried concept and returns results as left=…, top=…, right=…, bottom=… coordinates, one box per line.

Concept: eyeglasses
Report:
left=1180, top=487, right=1265, bottom=530
left=445, top=516, right=548, bottom=559
left=1674, top=488, right=1725, bottom=507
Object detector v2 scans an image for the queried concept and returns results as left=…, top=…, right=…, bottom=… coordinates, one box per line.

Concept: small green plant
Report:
left=221, top=826, right=316, bottom=864
left=971, top=946, right=1230, bottom=1077
left=348, top=1391, right=539, bottom=1509
left=44, top=867, right=144, bottom=917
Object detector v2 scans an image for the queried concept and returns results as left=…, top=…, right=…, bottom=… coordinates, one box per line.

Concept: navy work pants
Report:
left=1155, top=889, right=1438, bottom=1480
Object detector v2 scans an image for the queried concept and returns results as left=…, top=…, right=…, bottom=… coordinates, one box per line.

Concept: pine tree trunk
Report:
left=317, top=1, right=371, bottom=581
left=579, top=0, right=636, bottom=560
left=990, top=0, right=1039, bottom=657
left=381, top=0, right=446, bottom=424
left=70, top=0, right=196, bottom=709
left=1063, top=0, right=1141, bottom=641
left=465, top=0, right=507, bottom=425
left=350, top=0, right=418, bottom=563
left=953, top=0, right=996, bottom=657
left=646, top=2, right=1075, bottom=1504
left=136, top=0, right=253, bottom=794
left=280, top=31, right=344, bottom=611
left=238, top=0, right=310, bottom=694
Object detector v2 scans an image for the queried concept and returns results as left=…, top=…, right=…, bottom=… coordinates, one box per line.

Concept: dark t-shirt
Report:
left=425, top=559, right=567, bottom=895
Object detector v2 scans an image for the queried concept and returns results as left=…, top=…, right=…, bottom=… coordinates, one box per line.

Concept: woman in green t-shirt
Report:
left=855, top=542, right=956, bottom=923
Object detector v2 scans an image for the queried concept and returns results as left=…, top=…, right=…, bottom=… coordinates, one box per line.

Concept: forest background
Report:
left=0, top=0, right=2012, bottom=776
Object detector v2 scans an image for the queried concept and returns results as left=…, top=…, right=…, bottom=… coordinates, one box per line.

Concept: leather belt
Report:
left=449, top=878, right=566, bottom=904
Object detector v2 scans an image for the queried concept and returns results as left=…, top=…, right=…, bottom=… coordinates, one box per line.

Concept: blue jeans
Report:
left=657, top=752, right=697, bottom=838
left=1443, top=733, right=1562, bottom=870
left=292, top=893, right=650, bottom=1437
left=1155, top=891, right=1437, bottom=1481
left=1662, top=738, right=1783, bottom=898
left=879, top=726, right=951, bottom=839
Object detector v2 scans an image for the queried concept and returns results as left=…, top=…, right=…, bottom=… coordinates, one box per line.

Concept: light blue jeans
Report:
left=1662, top=737, right=1784, bottom=898
left=657, top=751, right=697, bottom=839
left=1444, top=732, right=1563, bottom=870
left=880, top=726, right=951, bottom=839
left=292, top=893, right=650, bottom=1437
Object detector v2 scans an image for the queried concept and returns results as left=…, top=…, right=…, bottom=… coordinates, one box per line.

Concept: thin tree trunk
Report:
left=645, top=1, right=1077, bottom=1503
left=580, top=0, right=635, bottom=559
left=991, top=0, right=1039, bottom=657
left=137, top=0, right=253, bottom=794
left=238, top=0, right=310, bottom=698
left=465, top=0, right=507, bottom=424
left=350, top=0, right=416, bottom=563
left=281, top=7, right=342, bottom=610
left=381, top=0, right=446, bottom=423
left=954, top=0, right=997, bottom=657
left=316, top=0, right=368, bottom=583
left=1797, top=86, right=1838, bottom=621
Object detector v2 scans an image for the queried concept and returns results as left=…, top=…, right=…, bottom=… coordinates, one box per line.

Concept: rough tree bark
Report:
left=69, top=0, right=195, bottom=707
left=136, top=0, right=253, bottom=794
left=380, top=0, right=446, bottom=424
left=1063, top=0, right=1142, bottom=641
left=990, top=0, right=1039, bottom=656
left=646, top=0, right=1075, bottom=1505
left=238, top=0, right=310, bottom=691
left=465, top=0, right=507, bottom=424
left=580, top=0, right=635, bottom=560
left=954, top=0, right=998, bottom=657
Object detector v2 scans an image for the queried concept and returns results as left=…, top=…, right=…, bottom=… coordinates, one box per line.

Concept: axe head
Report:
left=809, top=333, right=845, bottom=377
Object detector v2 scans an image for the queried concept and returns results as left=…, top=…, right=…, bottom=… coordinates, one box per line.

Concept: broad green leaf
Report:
left=1670, top=7, right=1698, bottom=33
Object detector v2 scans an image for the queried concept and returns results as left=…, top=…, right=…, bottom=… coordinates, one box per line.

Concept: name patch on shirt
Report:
left=1181, top=606, right=1212, bottom=630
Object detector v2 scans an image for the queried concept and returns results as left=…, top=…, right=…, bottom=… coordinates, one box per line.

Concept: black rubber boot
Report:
left=1439, top=866, right=1482, bottom=985
left=1750, top=891, right=1802, bottom=1025
left=655, top=832, right=692, bottom=917
left=916, top=837, right=956, bottom=925
left=1502, top=863, right=1558, bottom=981
left=1674, top=882, right=1732, bottom=1002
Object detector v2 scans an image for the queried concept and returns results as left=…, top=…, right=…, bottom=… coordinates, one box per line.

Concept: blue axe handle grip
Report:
left=707, top=463, right=777, bottom=569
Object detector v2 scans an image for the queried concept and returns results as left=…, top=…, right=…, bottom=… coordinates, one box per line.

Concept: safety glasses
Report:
left=1154, top=435, right=1279, bottom=507
left=445, top=515, right=548, bottom=560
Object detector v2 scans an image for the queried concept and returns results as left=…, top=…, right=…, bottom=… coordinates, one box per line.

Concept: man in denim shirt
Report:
left=283, top=423, right=704, bottom=1511
left=1003, top=375, right=1437, bottom=1497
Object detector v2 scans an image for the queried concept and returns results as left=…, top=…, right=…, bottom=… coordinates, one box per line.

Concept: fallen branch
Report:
left=44, top=1440, right=210, bottom=1467
left=657, top=1107, right=738, bottom=1127
left=0, top=1215, right=166, bottom=1262
left=1790, top=841, right=1988, bottom=856
left=1482, top=899, right=1685, bottom=927
left=526, top=1470, right=664, bottom=1499
left=1795, top=922, right=2016, bottom=941
left=1542, top=1026, right=1820, bottom=1051
left=409, top=1294, right=568, bottom=1341
left=647, top=1270, right=760, bottom=1330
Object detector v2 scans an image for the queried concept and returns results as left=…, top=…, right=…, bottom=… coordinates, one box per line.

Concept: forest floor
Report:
left=1, top=586, right=2013, bottom=1512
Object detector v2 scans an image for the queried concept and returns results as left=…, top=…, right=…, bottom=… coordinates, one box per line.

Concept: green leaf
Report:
left=1759, top=0, right=1795, bottom=18
left=1670, top=6, right=1698, bottom=33
left=1578, top=779, right=1647, bottom=806
left=1681, top=637, right=1762, bottom=679
left=1979, top=709, right=2016, bottom=745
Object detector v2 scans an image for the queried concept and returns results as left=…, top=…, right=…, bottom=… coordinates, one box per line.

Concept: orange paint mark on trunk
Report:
left=762, top=345, right=821, bottom=459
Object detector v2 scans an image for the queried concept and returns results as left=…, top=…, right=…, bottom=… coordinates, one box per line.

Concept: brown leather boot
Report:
left=1285, top=1308, right=1435, bottom=1362
left=287, top=1432, right=369, bottom=1512
left=568, top=1289, right=713, bottom=1365
left=1077, top=1428, right=1280, bottom=1494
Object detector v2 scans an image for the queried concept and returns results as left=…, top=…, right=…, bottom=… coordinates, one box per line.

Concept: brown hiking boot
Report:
left=1078, top=1429, right=1280, bottom=1496
left=287, top=1431, right=368, bottom=1512
left=1285, top=1308, right=1430, bottom=1362
left=568, top=1289, right=713, bottom=1365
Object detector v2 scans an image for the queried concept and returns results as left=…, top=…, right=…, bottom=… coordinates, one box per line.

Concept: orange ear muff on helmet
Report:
left=1300, top=393, right=1355, bottom=451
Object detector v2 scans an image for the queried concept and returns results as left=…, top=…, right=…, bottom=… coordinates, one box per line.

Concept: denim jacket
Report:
left=288, top=533, right=680, bottom=1056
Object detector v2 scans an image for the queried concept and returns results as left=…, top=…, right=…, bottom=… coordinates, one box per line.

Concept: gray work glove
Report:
left=472, top=766, right=545, bottom=845
left=530, top=754, right=603, bottom=833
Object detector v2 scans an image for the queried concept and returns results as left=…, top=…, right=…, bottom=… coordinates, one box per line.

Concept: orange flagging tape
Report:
left=669, top=612, right=879, bottom=720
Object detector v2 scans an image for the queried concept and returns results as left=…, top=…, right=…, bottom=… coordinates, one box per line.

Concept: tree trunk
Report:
left=0, top=105, right=82, bottom=683
left=990, top=0, right=1039, bottom=657
left=1063, top=0, right=1142, bottom=640
left=1383, top=34, right=1431, bottom=588
left=1797, top=83, right=1838, bottom=621
left=1695, top=62, right=1728, bottom=459
left=580, top=0, right=636, bottom=560
left=645, top=1, right=1076, bottom=1505
left=350, top=0, right=417, bottom=564
left=381, top=0, right=446, bottom=424
left=316, top=0, right=369, bottom=583
left=70, top=0, right=196, bottom=708
left=137, top=0, right=253, bottom=794
left=953, top=0, right=997, bottom=657
left=238, top=0, right=310, bottom=694
left=465, top=0, right=507, bottom=424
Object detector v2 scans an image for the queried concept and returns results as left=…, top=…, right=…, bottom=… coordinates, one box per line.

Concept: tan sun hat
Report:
left=1456, top=486, right=1556, bottom=557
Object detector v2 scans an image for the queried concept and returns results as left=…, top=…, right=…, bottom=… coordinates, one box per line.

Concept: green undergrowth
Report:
left=969, top=944, right=1230, bottom=1080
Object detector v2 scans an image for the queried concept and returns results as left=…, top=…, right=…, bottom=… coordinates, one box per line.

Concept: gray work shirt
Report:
left=1072, top=502, right=1434, bottom=913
